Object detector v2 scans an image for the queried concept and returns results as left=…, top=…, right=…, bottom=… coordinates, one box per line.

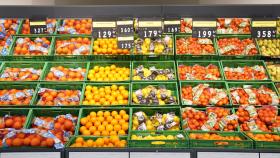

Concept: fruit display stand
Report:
left=0, top=4, right=280, bottom=158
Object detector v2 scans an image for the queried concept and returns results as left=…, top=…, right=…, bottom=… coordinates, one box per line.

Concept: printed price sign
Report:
left=117, top=20, right=134, bottom=35
left=138, top=20, right=162, bottom=38
left=163, top=19, right=180, bottom=33
left=117, top=36, right=134, bottom=49
left=252, top=19, right=277, bottom=38
left=30, top=19, right=47, bottom=34
left=192, top=20, right=216, bottom=38
left=92, top=21, right=116, bottom=38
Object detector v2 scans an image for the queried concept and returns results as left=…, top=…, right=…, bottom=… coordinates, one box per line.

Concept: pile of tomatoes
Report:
left=180, top=18, right=192, bottom=33
left=13, top=37, right=51, bottom=56
left=55, top=37, right=91, bottom=55
left=224, top=65, right=268, bottom=80
left=176, top=37, right=215, bottom=55
left=178, top=64, right=221, bottom=80
left=217, top=18, right=251, bottom=34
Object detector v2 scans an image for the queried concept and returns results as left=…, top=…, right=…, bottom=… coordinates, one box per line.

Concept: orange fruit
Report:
left=75, top=137, right=84, bottom=143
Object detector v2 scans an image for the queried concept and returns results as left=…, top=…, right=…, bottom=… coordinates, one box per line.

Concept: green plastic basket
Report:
left=0, top=61, right=47, bottom=82
left=227, top=81, right=280, bottom=106
left=129, top=130, right=188, bottom=148
left=53, top=35, right=92, bottom=61
left=0, top=108, right=32, bottom=128
left=132, top=61, right=177, bottom=82
left=275, top=82, right=280, bottom=95
left=244, top=132, right=280, bottom=149
left=87, top=61, right=131, bottom=83
left=179, top=81, right=232, bottom=107
left=221, top=60, right=272, bottom=81
left=81, top=83, right=131, bottom=107
left=215, top=35, right=261, bottom=60
left=187, top=131, right=253, bottom=149
left=131, top=106, right=181, bottom=132
left=9, top=35, right=55, bottom=61
left=40, top=62, right=90, bottom=82
left=177, top=60, right=224, bottom=81
left=32, top=82, right=83, bottom=107
left=0, top=82, right=38, bottom=106
left=131, top=82, right=179, bottom=106
left=175, top=34, right=218, bottom=60
left=75, top=107, right=132, bottom=136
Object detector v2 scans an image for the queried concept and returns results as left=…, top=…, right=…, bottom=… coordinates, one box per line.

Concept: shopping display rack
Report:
left=0, top=4, right=280, bottom=158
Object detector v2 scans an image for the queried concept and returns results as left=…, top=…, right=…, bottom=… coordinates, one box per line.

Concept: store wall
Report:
left=199, top=0, right=280, bottom=4
left=54, top=0, right=198, bottom=5
left=0, top=0, right=54, bottom=5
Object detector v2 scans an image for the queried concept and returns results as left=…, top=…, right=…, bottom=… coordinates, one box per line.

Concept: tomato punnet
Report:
left=217, top=18, right=251, bottom=34
left=224, top=65, right=268, bottom=80
left=230, top=85, right=279, bottom=106
left=217, top=38, right=258, bottom=55
left=176, top=37, right=215, bottom=55
left=181, top=84, right=229, bottom=106
left=13, top=37, right=51, bottom=56
left=178, top=64, right=221, bottom=80
left=21, top=19, right=56, bottom=34
left=58, top=18, right=92, bottom=34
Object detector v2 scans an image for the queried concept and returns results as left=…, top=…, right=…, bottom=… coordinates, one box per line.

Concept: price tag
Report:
left=117, top=20, right=134, bottom=36
left=69, top=152, right=129, bottom=158
left=117, top=36, right=134, bottom=49
left=29, top=19, right=47, bottom=34
left=164, top=19, right=180, bottom=33
left=130, top=152, right=190, bottom=158
left=92, top=21, right=116, bottom=38
left=1, top=152, right=60, bottom=158
left=192, top=20, right=216, bottom=38
left=197, top=152, right=258, bottom=158
left=138, top=20, right=162, bottom=38
left=252, top=19, right=277, bottom=38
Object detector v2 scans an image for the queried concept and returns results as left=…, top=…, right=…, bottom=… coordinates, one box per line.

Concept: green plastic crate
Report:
left=53, top=35, right=93, bottom=61
left=244, top=132, right=280, bottom=149
left=9, top=35, right=55, bottom=61
left=0, top=82, right=38, bottom=106
left=187, top=131, right=253, bottom=149
left=221, top=60, right=272, bottom=81
left=175, top=34, right=218, bottom=60
left=177, top=60, right=224, bottom=80
left=80, top=83, right=131, bottom=106
left=131, top=106, right=181, bottom=132
left=215, top=35, right=261, bottom=60
left=66, top=136, right=128, bottom=148
left=25, top=108, right=81, bottom=133
left=0, top=61, right=47, bottom=82
left=275, top=82, right=280, bottom=95
left=227, top=81, right=280, bottom=106
left=0, top=108, right=32, bottom=128
left=87, top=61, right=131, bottom=83
left=179, top=81, right=232, bottom=107
left=32, top=82, right=83, bottom=107
left=131, top=82, right=179, bottom=106
left=133, top=34, right=175, bottom=61
left=129, top=131, right=188, bottom=148
left=75, top=107, right=132, bottom=136
left=40, top=62, right=89, bottom=82
left=132, top=61, right=177, bottom=82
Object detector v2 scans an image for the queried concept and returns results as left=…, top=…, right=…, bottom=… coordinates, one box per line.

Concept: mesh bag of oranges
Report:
left=0, top=114, right=27, bottom=130
left=21, top=19, right=56, bottom=34
left=69, top=136, right=127, bottom=148
left=55, top=37, right=91, bottom=56
left=79, top=109, right=130, bottom=136
left=83, top=84, right=129, bottom=106
left=0, top=88, right=35, bottom=106
left=45, top=65, right=86, bottom=81
left=0, top=67, right=42, bottom=81
left=58, top=18, right=92, bottom=35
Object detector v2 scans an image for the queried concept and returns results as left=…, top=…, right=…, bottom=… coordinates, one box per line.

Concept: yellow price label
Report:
left=93, top=21, right=116, bottom=28
left=193, top=21, right=216, bottom=27
left=30, top=21, right=46, bottom=26
left=139, top=21, right=162, bottom=27
left=117, top=20, right=133, bottom=25
left=252, top=21, right=276, bottom=27
left=117, top=36, right=134, bottom=41
left=164, top=20, right=180, bottom=25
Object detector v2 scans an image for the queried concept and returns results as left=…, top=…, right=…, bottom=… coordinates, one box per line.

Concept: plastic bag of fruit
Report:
left=13, top=37, right=51, bottom=56
left=0, top=89, right=34, bottom=105
left=0, top=67, right=42, bottom=81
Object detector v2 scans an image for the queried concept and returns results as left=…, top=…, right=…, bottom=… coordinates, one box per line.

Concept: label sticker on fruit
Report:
left=117, top=36, right=134, bottom=49
left=92, top=21, right=116, bottom=38
left=252, top=18, right=277, bottom=38
left=192, top=19, right=216, bottom=38
left=29, top=19, right=47, bottom=34
left=138, top=19, right=163, bottom=38
left=163, top=19, right=181, bottom=33
left=117, top=19, right=134, bottom=36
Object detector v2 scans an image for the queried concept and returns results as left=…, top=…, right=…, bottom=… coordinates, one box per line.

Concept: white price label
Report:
left=260, top=153, right=280, bottom=158
left=130, top=152, right=190, bottom=158
left=69, top=152, right=129, bottom=158
left=1, top=152, right=60, bottom=158
left=197, top=152, right=259, bottom=158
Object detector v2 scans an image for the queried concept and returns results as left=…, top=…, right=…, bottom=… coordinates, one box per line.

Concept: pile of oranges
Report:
left=58, top=19, right=92, bottom=34
left=36, top=88, right=81, bottom=106
left=87, top=64, right=130, bottom=81
left=0, top=67, right=42, bottom=81
left=93, top=38, right=130, bottom=55
left=21, top=19, right=56, bottom=34
left=246, top=133, right=280, bottom=141
left=189, top=133, right=242, bottom=141
left=82, top=85, right=129, bottom=106
left=70, top=136, right=127, bottom=148
left=0, top=115, right=26, bottom=129
left=79, top=110, right=129, bottom=136
left=178, top=64, right=221, bottom=80
left=0, top=89, right=34, bottom=105
left=224, top=65, right=268, bottom=80
left=55, top=37, right=91, bottom=55
left=13, top=37, right=51, bottom=56
left=176, top=37, right=215, bottom=55
left=45, top=66, right=86, bottom=81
